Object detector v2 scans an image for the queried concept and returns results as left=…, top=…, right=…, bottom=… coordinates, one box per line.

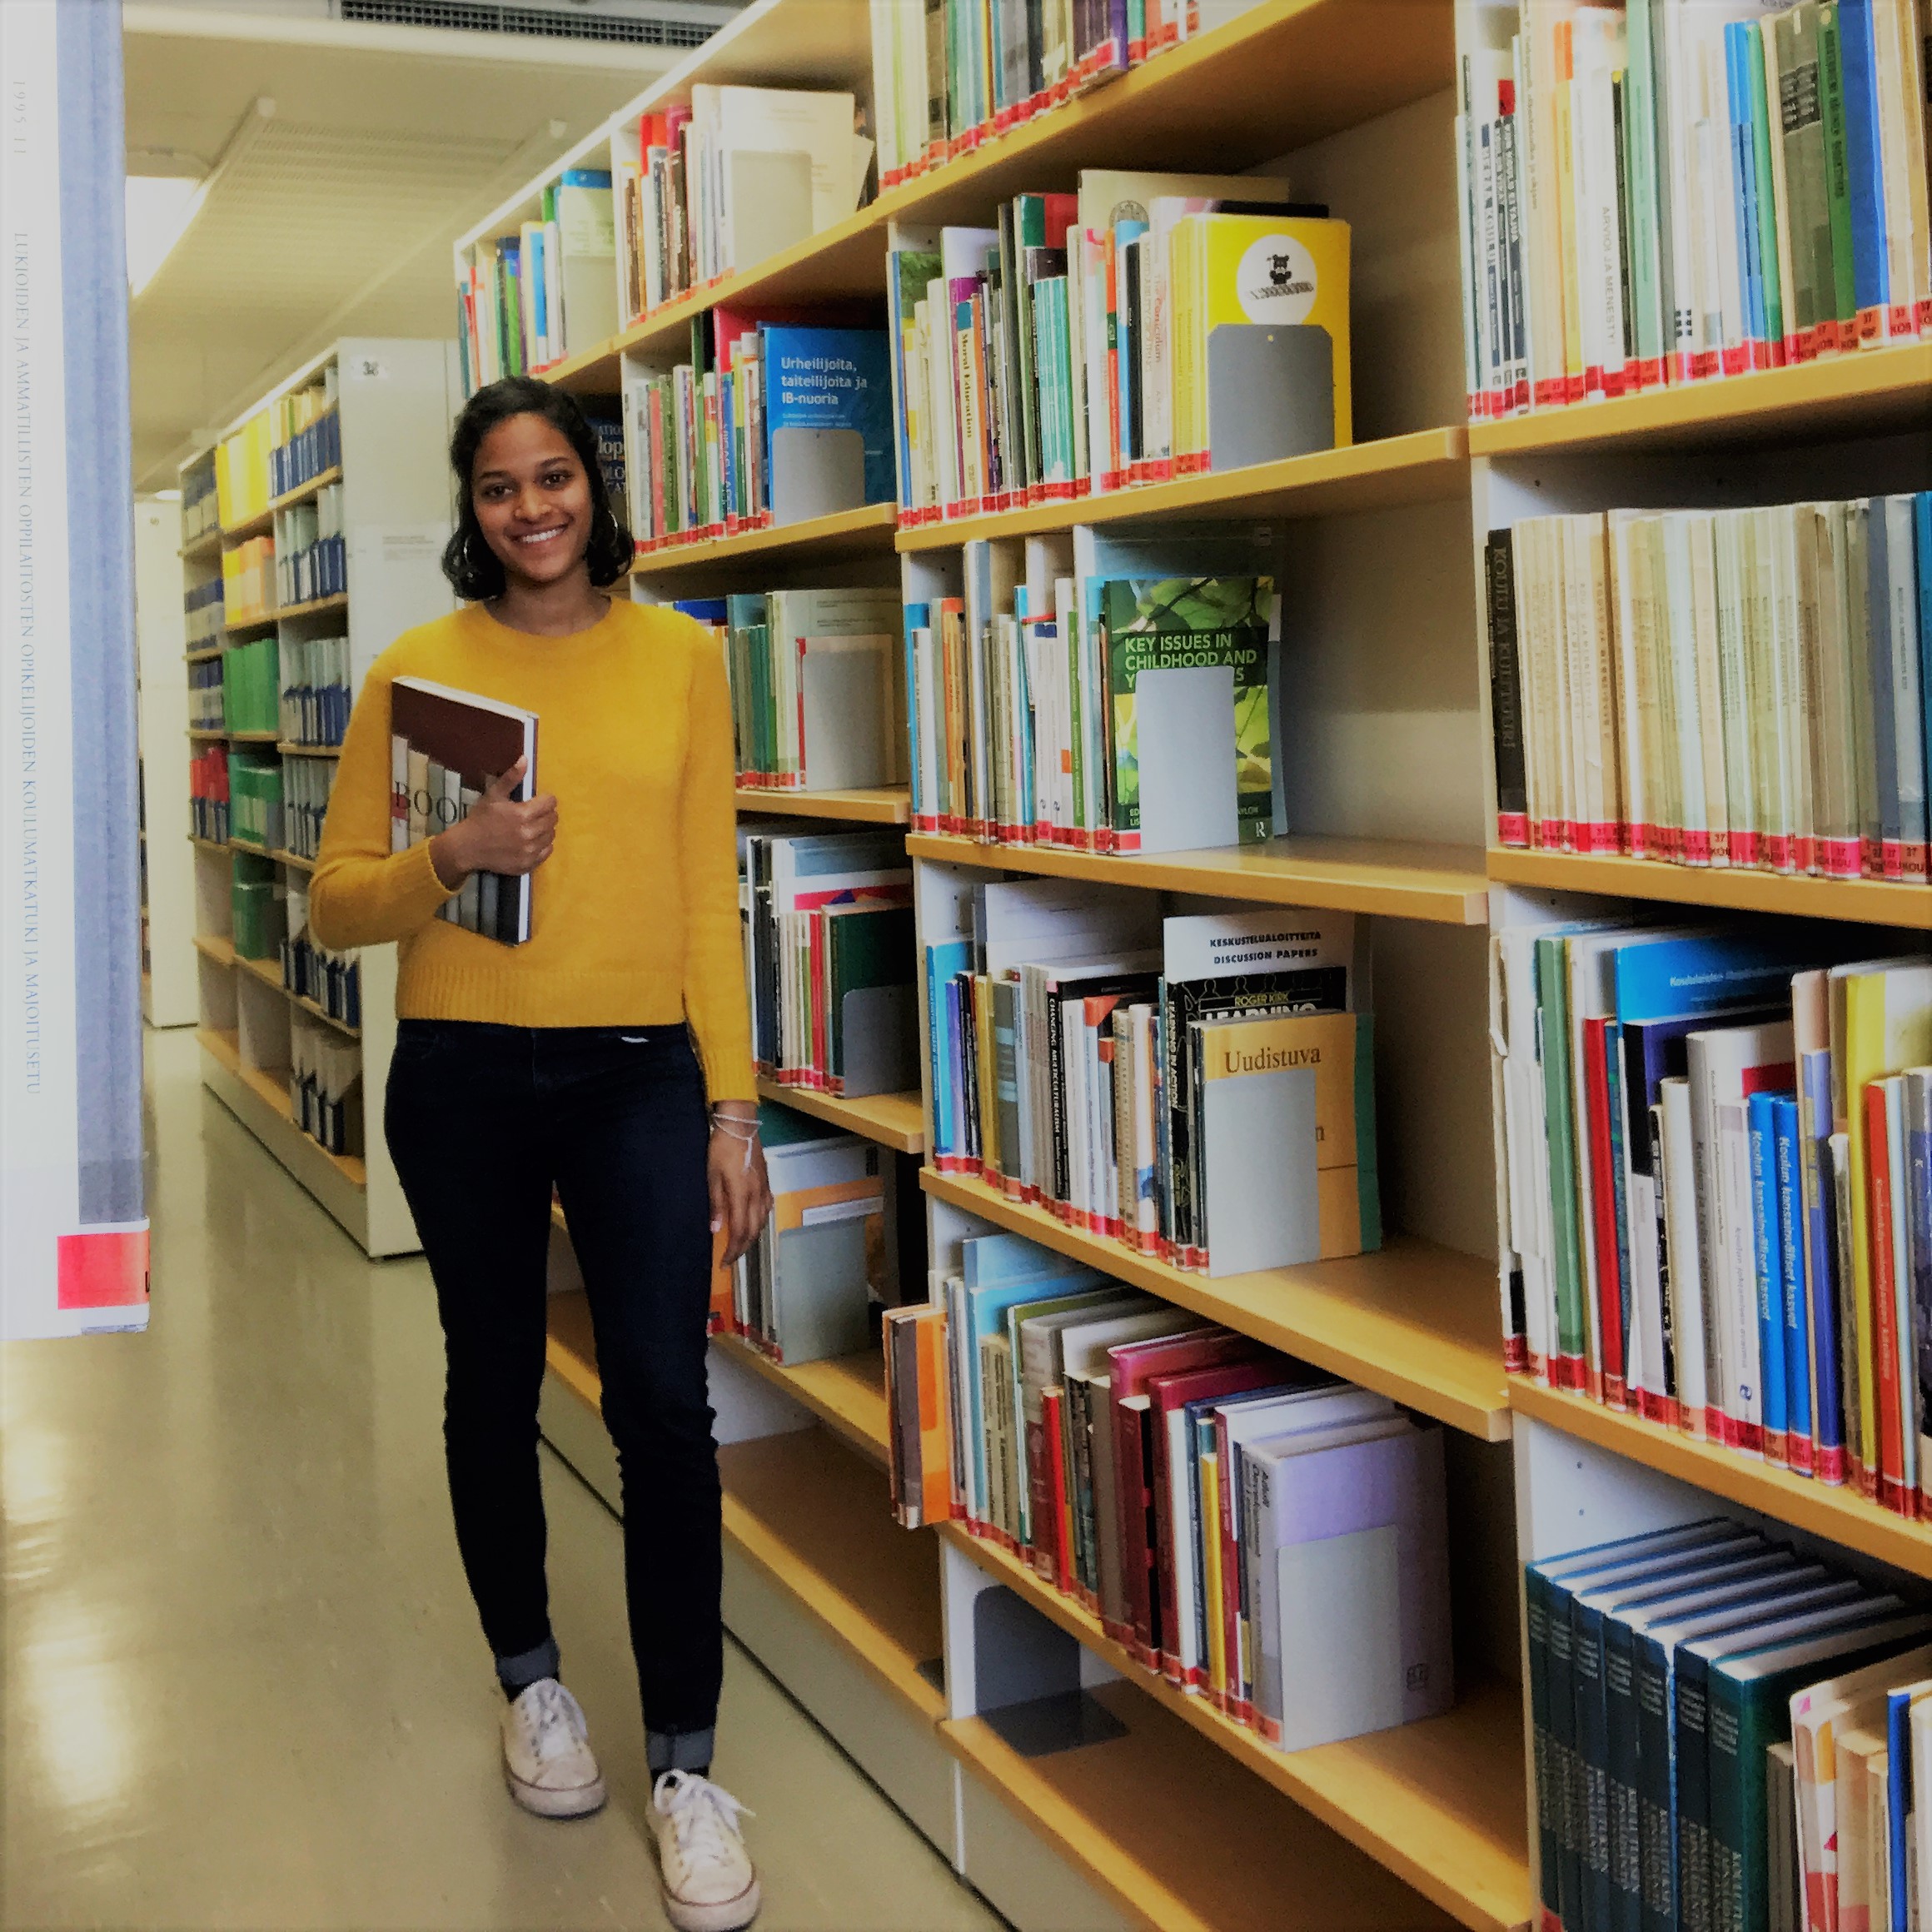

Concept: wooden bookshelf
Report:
left=1468, top=341, right=1932, bottom=459
left=235, top=951, right=282, bottom=993
left=270, top=848, right=314, bottom=871
left=228, top=834, right=271, bottom=856
left=231, top=731, right=279, bottom=745
left=714, top=1332, right=891, bottom=1463
left=544, top=1292, right=944, bottom=1720
left=898, top=429, right=1471, bottom=552
left=278, top=742, right=342, bottom=759
left=197, top=1023, right=367, bottom=1188
left=1511, top=1380, right=1932, bottom=1583
left=753, top=1077, right=925, bottom=1153
left=179, top=529, right=222, bottom=563
left=188, top=834, right=229, bottom=854
left=920, top=1169, right=1511, bottom=1442
left=187, top=729, right=227, bottom=743
left=270, top=463, right=343, bottom=514
left=186, top=645, right=222, bottom=664
left=1486, top=847, right=1932, bottom=929
left=735, top=785, right=912, bottom=825
left=940, top=1523, right=1530, bottom=1932
left=192, top=932, right=235, bottom=968
left=632, top=502, right=896, bottom=575
left=224, top=610, right=280, bottom=635
left=539, top=0, right=1452, bottom=394
left=278, top=592, right=349, bottom=621
left=909, top=831, right=1491, bottom=924
left=941, top=1681, right=1470, bottom=1932
left=290, top=990, right=361, bottom=1040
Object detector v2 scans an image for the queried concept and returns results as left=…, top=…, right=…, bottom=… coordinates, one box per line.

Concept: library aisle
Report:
left=0, top=1027, right=1001, bottom=1932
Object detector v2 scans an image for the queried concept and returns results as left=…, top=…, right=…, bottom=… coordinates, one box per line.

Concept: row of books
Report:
left=681, top=589, right=906, bottom=792
left=228, top=753, right=282, bottom=853
left=278, top=634, right=351, bottom=749
left=884, top=1233, right=1451, bottom=1751
left=889, top=180, right=1350, bottom=525
left=619, top=320, right=891, bottom=550
left=1527, top=1516, right=1932, bottom=1932
left=723, top=1103, right=893, bottom=1362
left=926, top=882, right=1379, bottom=1276
left=222, top=634, right=281, bottom=738
left=215, top=411, right=276, bottom=528
left=909, top=534, right=1278, bottom=856
left=1456, top=0, right=1932, bottom=422
left=460, top=171, right=617, bottom=391
left=739, top=825, right=918, bottom=1100
left=1496, top=909, right=1932, bottom=1518
left=188, top=660, right=224, bottom=733
left=614, top=88, right=870, bottom=336
left=1486, top=494, right=1932, bottom=880
left=282, top=885, right=361, bottom=1031
left=188, top=745, right=229, bottom=844
left=281, top=757, right=336, bottom=864
left=222, top=536, right=275, bottom=626
left=275, top=487, right=346, bottom=609
left=870, top=0, right=1263, bottom=191
left=182, top=461, right=218, bottom=541
left=183, top=577, right=223, bottom=648
left=266, top=363, right=340, bottom=500
left=290, top=1018, right=361, bottom=1158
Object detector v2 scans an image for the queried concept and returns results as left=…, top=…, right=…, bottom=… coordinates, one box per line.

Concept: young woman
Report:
left=311, top=376, right=770, bottom=1932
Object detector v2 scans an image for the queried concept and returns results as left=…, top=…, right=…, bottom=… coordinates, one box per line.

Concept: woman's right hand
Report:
left=429, top=757, right=557, bottom=885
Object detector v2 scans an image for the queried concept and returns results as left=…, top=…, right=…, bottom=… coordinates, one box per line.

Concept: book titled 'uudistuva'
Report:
left=389, top=676, right=540, bottom=946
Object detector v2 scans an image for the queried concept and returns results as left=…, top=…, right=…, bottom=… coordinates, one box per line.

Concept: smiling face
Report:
left=470, top=411, right=595, bottom=591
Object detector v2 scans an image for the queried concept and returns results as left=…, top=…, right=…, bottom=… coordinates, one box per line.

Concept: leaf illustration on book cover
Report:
left=1102, top=575, right=1273, bottom=844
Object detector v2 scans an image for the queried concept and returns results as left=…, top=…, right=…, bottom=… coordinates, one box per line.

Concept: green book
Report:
left=1623, top=0, right=1667, bottom=376
left=1536, top=934, right=1590, bottom=1377
left=1776, top=3, right=1830, bottom=354
left=823, top=903, right=914, bottom=1089
left=1098, top=575, right=1274, bottom=850
left=1816, top=1, right=1858, bottom=344
left=1745, top=27, right=1785, bottom=361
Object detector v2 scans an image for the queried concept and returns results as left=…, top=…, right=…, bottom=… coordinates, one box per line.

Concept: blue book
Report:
left=1611, top=930, right=1845, bottom=1026
left=1749, top=1092, right=1790, bottom=1465
left=672, top=598, right=729, bottom=625
left=1772, top=1096, right=1813, bottom=1468
left=1113, top=217, right=1148, bottom=469
left=1886, top=1681, right=1930, bottom=1932
left=1726, top=25, right=1766, bottom=357
left=759, top=326, right=894, bottom=506
left=1838, top=0, right=1890, bottom=321
left=925, top=939, right=972, bottom=1163
left=559, top=166, right=610, bottom=188
left=529, top=227, right=548, bottom=359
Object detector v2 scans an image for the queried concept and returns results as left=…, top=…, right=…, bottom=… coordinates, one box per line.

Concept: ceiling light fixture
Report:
left=126, top=97, right=276, bottom=302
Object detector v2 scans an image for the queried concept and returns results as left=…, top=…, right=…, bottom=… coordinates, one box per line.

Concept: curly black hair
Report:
left=442, top=376, right=631, bottom=601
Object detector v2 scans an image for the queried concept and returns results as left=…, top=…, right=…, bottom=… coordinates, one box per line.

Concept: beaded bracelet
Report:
left=710, top=1109, right=761, bottom=1173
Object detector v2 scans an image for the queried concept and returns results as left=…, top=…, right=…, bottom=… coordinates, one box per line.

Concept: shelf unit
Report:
left=475, top=0, right=1541, bottom=1922
left=136, top=494, right=197, bottom=1028
left=180, top=337, right=460, bottom=1257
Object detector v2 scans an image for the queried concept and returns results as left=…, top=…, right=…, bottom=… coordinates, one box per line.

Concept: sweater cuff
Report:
left=406, top=837, right=461, bottom=919
left=695, top=1041, right=759, bottom=1104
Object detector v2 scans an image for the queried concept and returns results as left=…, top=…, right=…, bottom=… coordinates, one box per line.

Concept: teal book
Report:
left=1536, top=936, right=1589, bottom=1384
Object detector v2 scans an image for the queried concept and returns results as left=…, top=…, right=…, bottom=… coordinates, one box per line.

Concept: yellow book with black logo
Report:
left=1170, top=213, right=1352, bottom=475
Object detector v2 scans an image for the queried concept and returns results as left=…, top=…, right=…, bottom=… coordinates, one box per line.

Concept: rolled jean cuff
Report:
left=648, top=1726, right=715, bottom=1775
left=495, top=1636, right=560, bottom=1695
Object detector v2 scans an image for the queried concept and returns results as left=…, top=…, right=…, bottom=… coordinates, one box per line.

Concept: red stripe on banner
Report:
left=57, top=1230, right=150, bottom=1309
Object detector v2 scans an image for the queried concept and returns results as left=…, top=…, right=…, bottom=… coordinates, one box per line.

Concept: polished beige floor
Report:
left=2, top=1026, right=1003, bottom=1932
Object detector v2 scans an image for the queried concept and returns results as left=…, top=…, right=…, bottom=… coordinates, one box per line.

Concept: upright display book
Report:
left=389, top=676, right=540, bottom=947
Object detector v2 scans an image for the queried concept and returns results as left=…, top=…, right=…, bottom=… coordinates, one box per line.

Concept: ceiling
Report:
left=125, top=3, right=692, bottom=486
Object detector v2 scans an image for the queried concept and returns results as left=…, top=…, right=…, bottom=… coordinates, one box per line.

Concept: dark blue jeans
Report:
left=386, top=1019, right=721, bottom=1765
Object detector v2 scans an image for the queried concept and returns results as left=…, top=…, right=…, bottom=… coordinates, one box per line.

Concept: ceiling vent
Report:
left=333, top=0, right=727, bottom=47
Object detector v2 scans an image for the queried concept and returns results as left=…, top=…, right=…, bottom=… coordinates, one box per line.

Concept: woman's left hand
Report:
left=708, top=1103, right=772, bottom=1268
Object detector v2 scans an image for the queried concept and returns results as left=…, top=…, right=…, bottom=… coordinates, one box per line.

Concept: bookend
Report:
left=971, top=1587, right=1128, bottom=1759
left=839, top=983, right=919, bottom=1098
left=1206, top=322, right=1335, bottom=473
left=770, top=425, right=868, bottom=524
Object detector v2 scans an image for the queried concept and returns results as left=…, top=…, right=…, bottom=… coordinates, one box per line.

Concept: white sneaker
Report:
left=500, top=1679, right=606, bottom=1818
left=650, top=1770, right=760, bottom=1932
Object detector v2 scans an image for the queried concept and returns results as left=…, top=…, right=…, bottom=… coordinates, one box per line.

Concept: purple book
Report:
left=1244, top=1420, right=1453, bottom=1749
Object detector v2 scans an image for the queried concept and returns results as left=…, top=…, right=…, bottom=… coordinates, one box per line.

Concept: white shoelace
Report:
left=520, top=1681, right=586, bottom=1759
left=655, top=1771, right=753, bottom=1868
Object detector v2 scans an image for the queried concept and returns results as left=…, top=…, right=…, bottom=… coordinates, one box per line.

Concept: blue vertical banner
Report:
left=2, top=0, right=149, bottom=1335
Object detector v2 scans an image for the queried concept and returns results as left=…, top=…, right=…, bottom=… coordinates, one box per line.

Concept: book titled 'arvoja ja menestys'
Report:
left=389, top=676, right=539, bottom=946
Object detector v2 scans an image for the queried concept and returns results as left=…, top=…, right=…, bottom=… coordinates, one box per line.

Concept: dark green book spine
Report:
left=1576, top=1601, right=1616, bottom=1929
left=1816, top=2, right=1858, bottom=342
left=1548, top=1582, right=1586, bottom=1928
left=1676, top=1651, right=1715, bottom=1932
left=1526, top=1570, right=1561, bottom=1917
left=1606, top=1616, right=1646, bottom=1932
left=1537, top=936, right=1588, bottom=1381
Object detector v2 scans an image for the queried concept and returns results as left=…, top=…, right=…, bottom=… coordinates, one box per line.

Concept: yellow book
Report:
left=1171, top=212, right=1352, bottom=474
left=1835, top=964, right=1932, bottom=1486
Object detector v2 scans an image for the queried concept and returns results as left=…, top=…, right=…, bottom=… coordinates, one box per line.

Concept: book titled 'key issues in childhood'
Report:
left=389, top=676, right=540, bottom=946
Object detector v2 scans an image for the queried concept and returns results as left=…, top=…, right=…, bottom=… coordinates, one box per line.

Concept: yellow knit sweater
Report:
left=310, top=598, right=756, bottom=1100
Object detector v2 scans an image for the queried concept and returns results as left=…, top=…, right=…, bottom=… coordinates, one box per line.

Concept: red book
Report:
left=1866, top=1083, right=1910, bottom=1514
left=1143, top=1358, right=1287, bottom=1686
left=1581, top=1020, right=1628, bottom=1409
left=1107, top=1328, right=1252, bottom=1666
